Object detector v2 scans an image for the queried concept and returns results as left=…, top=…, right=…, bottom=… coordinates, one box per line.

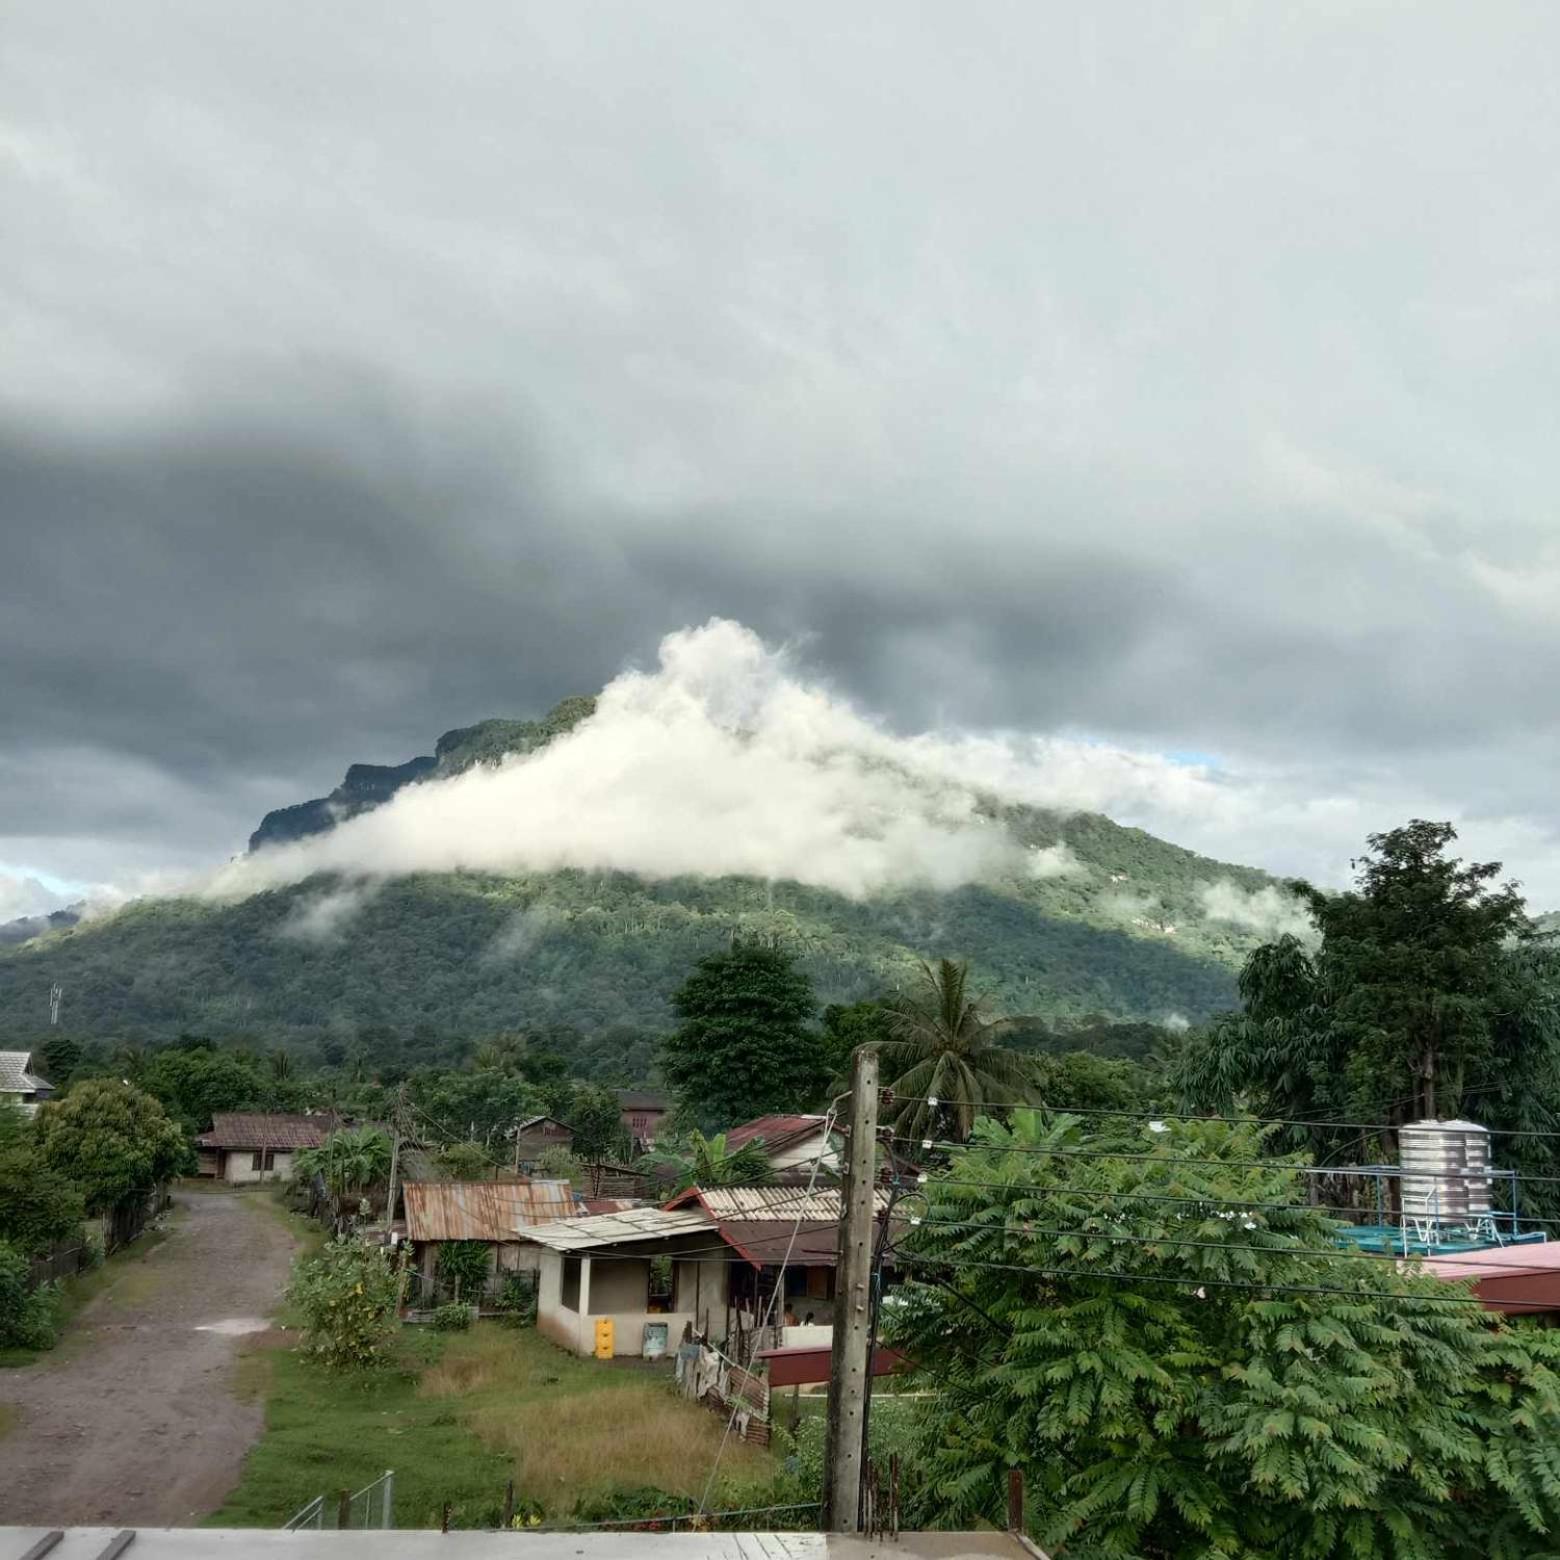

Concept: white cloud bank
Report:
left=197, top=617, right=1549, bottom=909
left=1199, top=880, right=1315, bottom=942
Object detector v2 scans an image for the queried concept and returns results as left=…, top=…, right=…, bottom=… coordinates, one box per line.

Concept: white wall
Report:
left=222, top=1149, right=296, bottom=1184
left=535, top=1248, right=698, bottom=1357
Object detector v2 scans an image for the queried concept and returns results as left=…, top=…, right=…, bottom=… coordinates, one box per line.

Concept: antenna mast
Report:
left=49, top=984, right=63, bottom=1026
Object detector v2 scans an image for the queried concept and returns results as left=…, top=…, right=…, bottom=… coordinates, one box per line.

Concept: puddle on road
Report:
left=194, top=1317, right=271, bottom=1336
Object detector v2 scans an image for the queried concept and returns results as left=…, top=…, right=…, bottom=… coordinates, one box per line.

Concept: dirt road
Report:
left=0, top=1183, right=297, bottom=1525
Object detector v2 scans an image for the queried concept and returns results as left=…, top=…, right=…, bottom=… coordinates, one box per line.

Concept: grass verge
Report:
left=214, top=1322, right=777, bottom=1529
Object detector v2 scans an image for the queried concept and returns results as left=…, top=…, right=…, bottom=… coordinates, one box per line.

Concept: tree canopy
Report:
left=33, top=1080, right=187, bottom=1213
left=660, top=939, right=827, bottom=1126
left=891, top=1110, right=1560, bottom=1558
left=1174, top=820, right=1560, bottom=1176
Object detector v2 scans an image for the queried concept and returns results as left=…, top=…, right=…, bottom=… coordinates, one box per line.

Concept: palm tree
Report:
left=877, top=959, right=1038, bottom=1142
left=294, top=1126, right=393, bottom=1196
left=269, top=1048, right=293, bottom=1081
left=639, top=1130, right=775, bottom=1194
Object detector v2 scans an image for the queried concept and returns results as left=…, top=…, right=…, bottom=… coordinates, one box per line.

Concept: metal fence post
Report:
left=381, top=1470, right=395, bottom=1529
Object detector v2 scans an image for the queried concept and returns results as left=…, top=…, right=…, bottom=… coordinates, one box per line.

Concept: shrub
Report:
left=0, top=1240, right=61, bottom=1351
left=435, top=1240, right=490, bottom=1301
left=288, top=1237, right=401, bottom=1369
left=431, top=1302, right=474, bottom=1332
left=495, top=1271, right=537, bottom=1327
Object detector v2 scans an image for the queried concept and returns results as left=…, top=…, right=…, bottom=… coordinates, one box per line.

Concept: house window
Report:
left=561, top=1257, right=581, bottom=1312
left=263, top=1150, right=276, bottom=1171
left=250, top=1151, right=264, bottom=1172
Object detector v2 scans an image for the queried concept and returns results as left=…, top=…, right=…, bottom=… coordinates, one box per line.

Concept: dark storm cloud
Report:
left=5, top=1, right=1560, bottom=896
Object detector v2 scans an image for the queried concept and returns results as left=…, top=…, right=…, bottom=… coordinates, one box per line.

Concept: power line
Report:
left=887, top=1249, right=1559, bottom=1309
left=880, top=1095, right=1560, bottom=1142
left=887, top=1135, right=1560, bottom=1186
left=891, top=1210, right=1543, bottom=1270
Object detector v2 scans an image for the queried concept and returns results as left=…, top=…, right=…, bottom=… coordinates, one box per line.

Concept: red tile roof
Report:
left=197, top=1112, right=334, bottom=1150
left=723, top=1114, right=829, bottom=1154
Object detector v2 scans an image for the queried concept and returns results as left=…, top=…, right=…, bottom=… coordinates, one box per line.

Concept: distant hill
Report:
left=0, top=903, right=82, bottom=948
left=0, top=697, right=1282, bottom=1059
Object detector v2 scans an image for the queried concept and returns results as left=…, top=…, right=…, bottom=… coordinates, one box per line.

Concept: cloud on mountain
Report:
left=5, top=4, right=1560, bottom=900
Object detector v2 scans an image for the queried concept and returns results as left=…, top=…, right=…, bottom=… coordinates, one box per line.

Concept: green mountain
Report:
left=0, top=701, right=1281, bottom=1060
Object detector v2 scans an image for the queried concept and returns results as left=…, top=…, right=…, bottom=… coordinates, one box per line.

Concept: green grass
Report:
left=0, top=1224, right=173, bottom=1370
left=213, top=1323, right=777, bottom=1529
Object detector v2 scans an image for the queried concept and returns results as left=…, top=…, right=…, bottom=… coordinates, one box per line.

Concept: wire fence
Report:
left=283, top=1470, right=395, bottom=1530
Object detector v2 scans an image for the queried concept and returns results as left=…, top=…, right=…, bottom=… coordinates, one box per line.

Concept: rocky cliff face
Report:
left=247, top=754, right=437, bottom=851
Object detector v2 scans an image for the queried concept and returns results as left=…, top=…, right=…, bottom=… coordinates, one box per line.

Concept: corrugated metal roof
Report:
left=0, top=1051, right=50, bottom=1094
left=724, top=1114, right=829, bottom=1153
left=404, top=1179, right=577, bottom=1242
left=673, top=1187, right=890, bottom=1221
left=197, top=1112, right=333, bottom=1150
left=518, top=1206, right=715, bottom=1251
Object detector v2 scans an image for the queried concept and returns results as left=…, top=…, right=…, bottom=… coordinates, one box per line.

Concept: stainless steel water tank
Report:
left=1399, top=1118, right=1492, bottom=1223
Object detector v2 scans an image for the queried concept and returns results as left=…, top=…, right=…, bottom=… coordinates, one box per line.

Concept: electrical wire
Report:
left=879, top=1095, right=1560, bottom=1142
left=886, top=1135, right=1560, bottom=1185
left=696, top=1107, right=841, bottom=1514
left=886, top=1248, right=1560, bottom=1309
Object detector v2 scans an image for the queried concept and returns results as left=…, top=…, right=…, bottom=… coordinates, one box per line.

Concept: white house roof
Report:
left=0, top=1051, right=50, bottom=1094
left=683, top=1187, right=891, bottom=1222
left=516, top=1206, right=714, bottom=1251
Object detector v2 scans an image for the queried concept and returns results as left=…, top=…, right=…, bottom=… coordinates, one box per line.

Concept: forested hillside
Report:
left=0, top=702, right=1288, bottom=1064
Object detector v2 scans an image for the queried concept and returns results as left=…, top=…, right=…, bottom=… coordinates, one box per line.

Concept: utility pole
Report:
left=385, top=1083, right=406, bottom=1229
left=822, top=1045, right=879, bottom=1533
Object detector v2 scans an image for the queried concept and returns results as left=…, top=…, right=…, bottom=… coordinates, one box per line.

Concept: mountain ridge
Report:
left=0, top=700, right=1282, bottom=1056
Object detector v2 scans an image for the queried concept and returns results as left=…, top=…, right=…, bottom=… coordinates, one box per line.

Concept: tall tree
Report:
left=33, top=1080, right=187, bottom=1213
left=660, top=939, right=825, bottom=1126
left=892, top=1110, right=1560, bottom=1558
left=1176, top=821, right=1548, bottom=1155
left=877, top=959, right=1036, bottom=1140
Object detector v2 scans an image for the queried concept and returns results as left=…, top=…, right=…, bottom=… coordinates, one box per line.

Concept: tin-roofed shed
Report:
left=403, top=1178, right=578, bottom=1305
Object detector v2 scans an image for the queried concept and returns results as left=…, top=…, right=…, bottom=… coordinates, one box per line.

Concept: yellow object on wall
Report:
left=594, top=1317, right=614, bottom=1359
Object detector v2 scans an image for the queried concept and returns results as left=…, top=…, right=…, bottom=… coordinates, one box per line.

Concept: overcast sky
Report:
left=5, top=2, right=1560, bottom=916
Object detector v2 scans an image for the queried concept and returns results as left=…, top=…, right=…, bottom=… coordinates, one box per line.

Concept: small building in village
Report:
left=400, top=1177, right=577, bottom=1303
left=519, top=1186, right=893, bottom=1358
left=510, top=1115, right=576, bottom=1168
left=616, top=1088, right=670, bottom=1152
left=195, top=1111, right=333, bottom=1182
left=723, top=1114, right=839, bottom=1180
left=0, top=1051, right=54, bottom=1115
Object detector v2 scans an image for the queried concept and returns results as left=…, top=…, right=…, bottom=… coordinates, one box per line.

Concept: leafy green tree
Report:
left=436, top=1140, right=495, bottom=1180
left=0, top=1143, right=86, bottom=1256
left=878, top=959, right=1037, bottom=1140
left=139, top=1046, right=273, bottom=1132
left=1031, top=1050, right=1153, bottom=1114
left=35, top=1035, right=83, bottom=1089
left=289, top=1238, right=401, bottom=1369
left=820, top=1000, right=894, bottom=1083
left=639, top=1129, right=775, bottom=1194
left=412, top=1070, right=543, bottom=1152
left=660, top=940, right=826, bottom=1126
left=33, top=1080, right=186, bottom=1213
left=1176, top=821, right=1556, bottom=1163
left=557, top=1083, right=631, bottom=1161
left=893, top=1111, right=1560, bottom=1558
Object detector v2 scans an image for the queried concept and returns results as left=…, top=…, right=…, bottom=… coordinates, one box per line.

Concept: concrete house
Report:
left=195, top=1112, right=332, bottom=1182
left=0, top=1051, right=54, bottom=1115
left=521, top=1186, right=893, bottom=1358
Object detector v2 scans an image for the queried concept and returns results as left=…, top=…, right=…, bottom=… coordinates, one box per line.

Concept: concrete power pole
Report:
left=822, top=1045, right=880, bottom=1532
left=384, top=1083, right=406, bottom=1230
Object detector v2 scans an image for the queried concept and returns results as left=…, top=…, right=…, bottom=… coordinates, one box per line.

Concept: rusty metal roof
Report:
left=723, top=1114, right=830, bottom=1153
left=403, top=1178, right=578, bottom=1242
